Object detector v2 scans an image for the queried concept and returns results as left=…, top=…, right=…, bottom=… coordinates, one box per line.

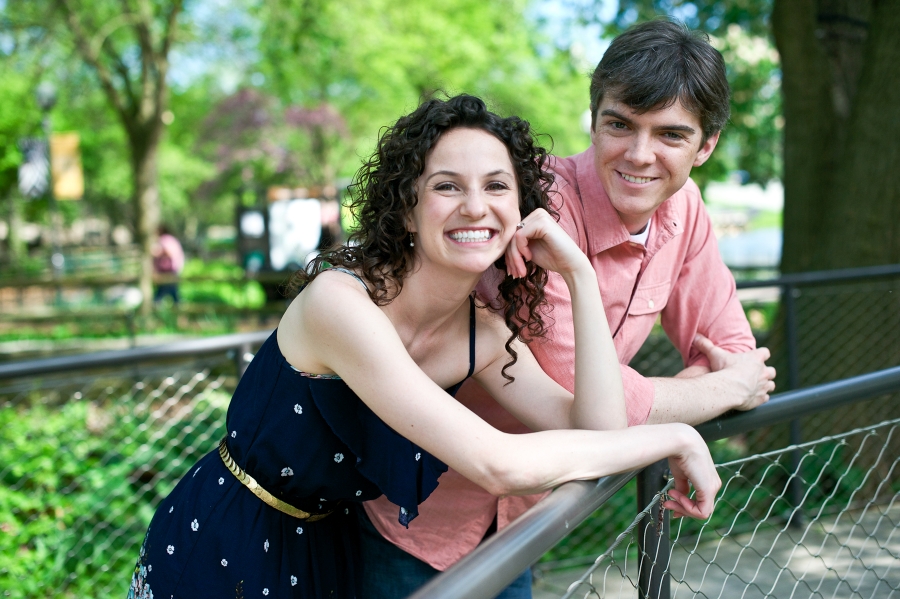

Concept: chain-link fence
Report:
left=537, top=268, right=900, bottom=578
left=1, top=268, right=898, bottom=598
left=540, top=417, right=900, bottom=599
left=0, top=349, right=254, bottom=598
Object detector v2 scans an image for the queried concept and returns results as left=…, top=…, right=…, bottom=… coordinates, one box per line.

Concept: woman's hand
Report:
left=662, top=425, right=721, bottom=520
left=504, top=208, right=589, bottom=279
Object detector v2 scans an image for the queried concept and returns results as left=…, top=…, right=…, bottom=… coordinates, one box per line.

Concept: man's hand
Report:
left=693, top=334, right=776, bottom=411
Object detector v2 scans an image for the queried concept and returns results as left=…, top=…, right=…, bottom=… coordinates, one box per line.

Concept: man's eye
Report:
left=664, top=132, right=685, bottom=141
left=610, top=121, right=628, bottom=130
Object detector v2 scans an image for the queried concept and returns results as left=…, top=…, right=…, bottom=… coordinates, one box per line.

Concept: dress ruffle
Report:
left=308, top=380, right=448, bottom=526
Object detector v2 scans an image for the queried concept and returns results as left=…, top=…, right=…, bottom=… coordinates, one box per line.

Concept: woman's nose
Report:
left=459, top=191, right=489, bottom=218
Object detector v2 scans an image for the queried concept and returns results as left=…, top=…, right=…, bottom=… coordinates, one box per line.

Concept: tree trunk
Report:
left=773, top=0, right=900, bottom=391
left=131, top=127, right=162, bottom=315
left=5, top=190, right=24, bottom=270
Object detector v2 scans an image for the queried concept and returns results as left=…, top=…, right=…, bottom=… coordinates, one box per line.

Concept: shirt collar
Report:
left=572, top=145, right=683, bottom=257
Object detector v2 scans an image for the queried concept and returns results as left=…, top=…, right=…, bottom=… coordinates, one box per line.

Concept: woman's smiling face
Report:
left=409, top=127, right=521, bottom=275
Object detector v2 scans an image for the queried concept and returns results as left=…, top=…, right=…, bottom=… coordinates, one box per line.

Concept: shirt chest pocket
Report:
left=629, top=280, right=671, bottom=316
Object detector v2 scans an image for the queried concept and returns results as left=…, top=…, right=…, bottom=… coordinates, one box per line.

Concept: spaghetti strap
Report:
left=326, top=267, right=369, bottom=292
left=466, top=294, right=476, bottom=378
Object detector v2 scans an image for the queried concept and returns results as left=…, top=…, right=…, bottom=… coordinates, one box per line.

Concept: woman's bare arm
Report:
left=280, top=272, right=719, bottom=519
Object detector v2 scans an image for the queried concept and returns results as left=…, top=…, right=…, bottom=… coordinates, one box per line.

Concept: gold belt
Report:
left=218, top=438, right=333, bottom=522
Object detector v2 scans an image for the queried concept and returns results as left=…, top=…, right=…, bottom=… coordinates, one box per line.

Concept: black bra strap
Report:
left=466, top=295, right=476, bottom=378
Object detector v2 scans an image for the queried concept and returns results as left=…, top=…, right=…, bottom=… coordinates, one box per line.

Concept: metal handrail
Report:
left=734, top=263, right=900, bottom=290
left=408, top=365, right=900, bottom=599
left=0, top=329, right=273, bottom=380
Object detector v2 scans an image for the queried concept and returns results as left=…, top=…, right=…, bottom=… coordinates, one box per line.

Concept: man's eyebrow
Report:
left=599, top=108, right=697, bottom=135
left=600, top=108, right=633, bottom=124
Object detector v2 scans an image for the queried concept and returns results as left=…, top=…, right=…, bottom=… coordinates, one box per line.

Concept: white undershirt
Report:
left=629, top=219, right=652, bottom=247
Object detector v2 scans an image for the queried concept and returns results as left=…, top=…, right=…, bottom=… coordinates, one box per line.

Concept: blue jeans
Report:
left=356, top=506, right=532, bottom=599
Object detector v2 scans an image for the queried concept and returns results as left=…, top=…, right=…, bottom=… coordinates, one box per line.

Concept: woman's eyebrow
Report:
left=424, top=170, right=460, bottom=182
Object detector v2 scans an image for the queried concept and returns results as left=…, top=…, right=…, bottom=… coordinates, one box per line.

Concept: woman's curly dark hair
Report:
left=290, top=94, right=556, bottom=382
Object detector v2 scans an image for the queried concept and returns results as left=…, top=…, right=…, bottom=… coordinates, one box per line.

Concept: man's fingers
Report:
left=692, top=334, right=720, bottom=357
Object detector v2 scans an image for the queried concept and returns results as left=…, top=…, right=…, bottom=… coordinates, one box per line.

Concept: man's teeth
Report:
left=621, top=173, right=653, bottom=184
left=449, top=230, right=491, bottom=242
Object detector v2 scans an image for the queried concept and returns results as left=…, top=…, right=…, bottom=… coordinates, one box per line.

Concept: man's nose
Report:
left=623, top=133, right=655, bottom=166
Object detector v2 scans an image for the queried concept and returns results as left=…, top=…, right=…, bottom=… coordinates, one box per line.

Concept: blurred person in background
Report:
left=360, top=19, right=777, bottom=599
left=152, top=224, right=185, bottom=304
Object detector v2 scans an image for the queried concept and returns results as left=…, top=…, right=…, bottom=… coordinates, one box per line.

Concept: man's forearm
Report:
left=645, top=373, right=741, bottom=426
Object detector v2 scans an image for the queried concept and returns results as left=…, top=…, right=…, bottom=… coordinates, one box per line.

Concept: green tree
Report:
left=253, top=0, right=590, bottom=177
left=6, top=0, right=185, bottom=312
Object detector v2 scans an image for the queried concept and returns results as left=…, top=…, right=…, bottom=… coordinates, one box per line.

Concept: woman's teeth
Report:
left=449, top=230, right=491, bottom=242
left=621, top=173, right=653, bottom=184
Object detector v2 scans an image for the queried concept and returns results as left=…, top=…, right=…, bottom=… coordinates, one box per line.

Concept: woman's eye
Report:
left=486, top=182, right=509, bottom=191
left=434, top=182, right=457, bottom=191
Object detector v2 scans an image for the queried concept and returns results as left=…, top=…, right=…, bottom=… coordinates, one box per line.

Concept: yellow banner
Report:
left=50, top=132, right=84, bottom=200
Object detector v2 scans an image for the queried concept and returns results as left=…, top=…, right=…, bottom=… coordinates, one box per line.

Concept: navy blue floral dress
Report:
left=128, top=295, right=475, bottom=598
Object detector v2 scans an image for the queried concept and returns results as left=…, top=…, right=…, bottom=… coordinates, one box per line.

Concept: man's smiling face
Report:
left=591, top=96, right=720, bottom=234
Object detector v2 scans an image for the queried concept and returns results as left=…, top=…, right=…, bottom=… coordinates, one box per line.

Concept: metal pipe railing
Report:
left=0, top=329, right=273, bottom=380
left=409, top=364, right=900, bottom=599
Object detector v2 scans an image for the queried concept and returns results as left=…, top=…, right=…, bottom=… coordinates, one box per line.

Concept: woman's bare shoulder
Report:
left=278, top=270, right=378, bottom=371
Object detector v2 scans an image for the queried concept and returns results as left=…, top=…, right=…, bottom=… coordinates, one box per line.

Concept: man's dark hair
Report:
left=589, top=19, right=730, bottom=142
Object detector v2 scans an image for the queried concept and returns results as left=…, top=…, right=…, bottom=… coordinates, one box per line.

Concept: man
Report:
left=359, top=19, right=777, bottom=598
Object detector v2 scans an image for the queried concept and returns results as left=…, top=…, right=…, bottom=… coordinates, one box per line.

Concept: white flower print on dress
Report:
left=296, top=527, right=303, bottom=535
left=264, top=539, right=269, bottom=552
left=263, top=589, right=269, bottom=596
left=168, top=506, right=173, bottom=513
left=166, top=545, right=174, bottom=555
left=334, top=453, right=344, bottom=463
left=218, top=477, right=224, bottom=485
left=281, top=467, right=294, bottom=477
left=355, top=490, right=362, bottom=497
left=400, top=507, right=408, bottom=516
left=221, top=559, right=228, bottom=567
left=231, top=431, right=236, bottom=438
left=190, top=519, right=199, bottom=532
left=293, top=404, right=303, bottom=414
left=415, top=452, right=421, bottom=461
left=291, top=575, right=298, bottom=586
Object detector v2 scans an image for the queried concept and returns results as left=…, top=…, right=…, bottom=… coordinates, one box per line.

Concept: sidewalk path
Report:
left=533, top=502, right=899, bottom=598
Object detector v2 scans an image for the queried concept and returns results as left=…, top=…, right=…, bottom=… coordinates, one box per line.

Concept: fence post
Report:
left=783, top=283, right=804, bottom=528
left=637, top=460, right=671, bottom=599
left=234, top=342, right=253, bottom=379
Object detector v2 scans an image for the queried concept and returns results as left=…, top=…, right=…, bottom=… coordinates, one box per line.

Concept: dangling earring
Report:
left=409, top=232, right=415, bottom=247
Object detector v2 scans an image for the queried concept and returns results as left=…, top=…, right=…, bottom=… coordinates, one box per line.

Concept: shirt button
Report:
left=648, top=299, right=655, bottom=309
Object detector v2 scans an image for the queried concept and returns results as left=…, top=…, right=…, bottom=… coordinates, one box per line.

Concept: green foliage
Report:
left=0, top=391, right=229, bottom=597
left=180, top=258, right=266, bottom=308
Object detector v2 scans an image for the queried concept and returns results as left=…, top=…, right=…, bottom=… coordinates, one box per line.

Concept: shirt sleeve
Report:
left=660, top=184, right=756, bottom=370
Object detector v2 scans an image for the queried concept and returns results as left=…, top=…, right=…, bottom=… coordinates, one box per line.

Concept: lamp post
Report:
left=36, top=82, right=64, bottom=296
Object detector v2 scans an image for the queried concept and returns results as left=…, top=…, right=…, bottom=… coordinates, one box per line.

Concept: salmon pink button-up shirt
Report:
left=364, top=146, right=756, bottom=571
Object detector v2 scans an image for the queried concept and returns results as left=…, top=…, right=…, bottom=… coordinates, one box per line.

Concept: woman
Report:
left=128, top=95, right=720, bottom=599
